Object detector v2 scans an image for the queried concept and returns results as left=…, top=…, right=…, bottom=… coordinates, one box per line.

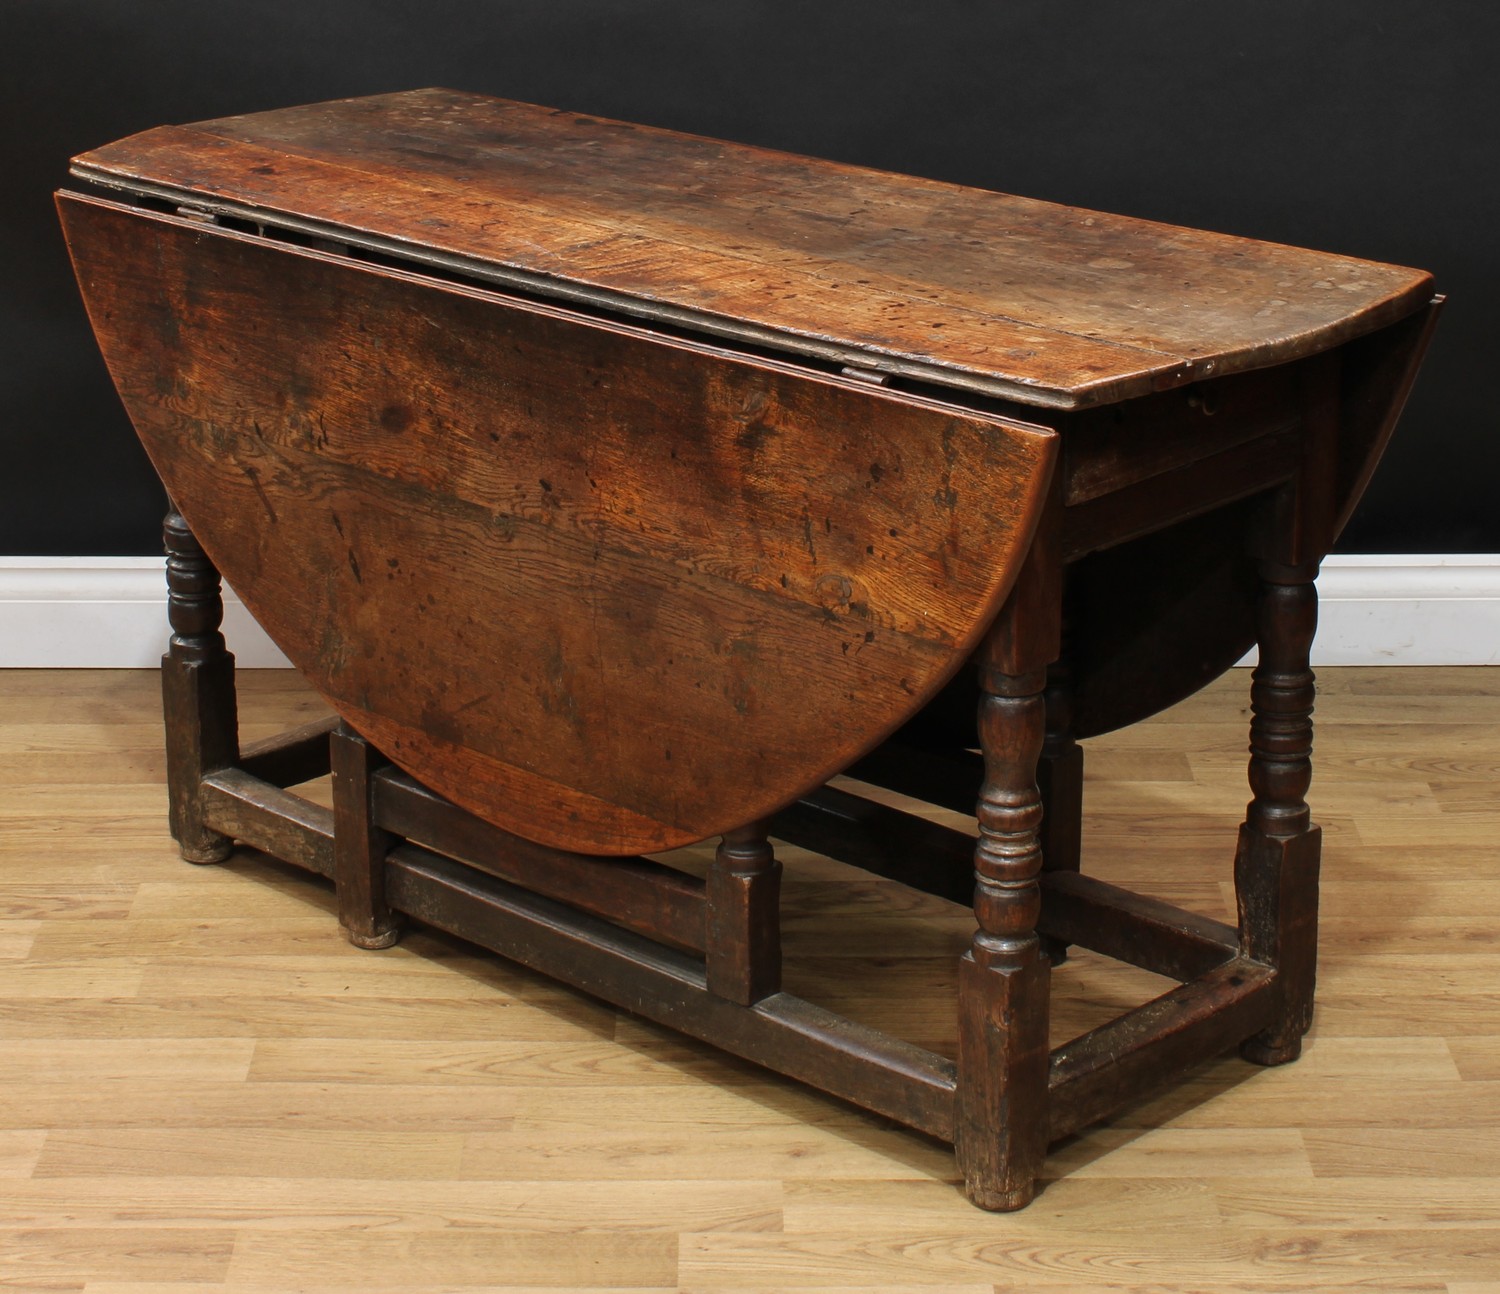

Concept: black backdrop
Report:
left=7, top=0, right=1495, bottom=555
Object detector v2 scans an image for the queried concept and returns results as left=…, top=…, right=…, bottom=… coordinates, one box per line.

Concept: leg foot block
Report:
left=346, top=924, right=402, bottom=950
left=965, top=1178, right=1039, bottom=1212
left=179, top=839, right=234, bottom=865
left=1241, top=1034, right=1303, bottom=1067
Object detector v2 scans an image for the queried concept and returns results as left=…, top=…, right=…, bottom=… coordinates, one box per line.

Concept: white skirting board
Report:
left=0, top=554, right=1497, bottom=669
left=0, top=558, right=293, bottom=670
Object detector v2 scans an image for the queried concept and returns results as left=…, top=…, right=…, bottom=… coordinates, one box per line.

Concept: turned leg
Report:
left=955, top=535, right=1057, bottom=1210
left=331, top=722, right=402, bottom=949
left=161, top=510, right=237, bottom=864
left=1236, top=563, right=1321, bottom=1065
left=706, top=821, right=781, bottom=1005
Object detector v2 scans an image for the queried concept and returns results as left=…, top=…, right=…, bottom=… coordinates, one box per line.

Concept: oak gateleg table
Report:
left=59, top=89, right=1439, bottom=1209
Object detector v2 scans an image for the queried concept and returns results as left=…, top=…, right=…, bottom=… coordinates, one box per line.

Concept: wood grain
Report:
left=5, top=664, right=1500, bottom=1288
left=70, top=88, right=1434, bottom=408
left=55, top=109, right=1442, bottom=1214
left=60, top=192, right=1055, bottom=854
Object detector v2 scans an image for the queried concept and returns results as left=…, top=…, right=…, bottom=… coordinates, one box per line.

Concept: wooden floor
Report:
left=2, top=666, right=1499, bottom=1292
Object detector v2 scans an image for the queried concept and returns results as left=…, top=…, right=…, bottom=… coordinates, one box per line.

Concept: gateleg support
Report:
left=706, top=820, right=781, bottom=1005
left=331, top=722, right=402, bottom=949
left=161, top=510, right=238, bottom=864
left=1236, top=825, right=1321, bottom=1064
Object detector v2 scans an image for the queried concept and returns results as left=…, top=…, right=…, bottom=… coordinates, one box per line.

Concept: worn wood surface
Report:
left=1047, top=958, right=1276, bottom=1142
left=330, top=723, right=400, bottom=949
left=705, top=822, right=783, bottom=1005
left=54, top=92, right=1449, bottom=1222
left=770, top=781, right=976, bottom=905
left=60, top=191, right=1055, bottom=854
left=7, top=665, right=1500, bottom=1288
left=1056, top=318, right=1433, bottom=737
left=235, top=715, right=335, bottom=788
left=1063, top=497, right=1266, bottom=738
left=954, top=543, right=1058, bottom=1209
left=197, top=769, right=334, bottom=879
left=372, top=767, right=708, bottom=954
left=1038, top=871, right=1240, bottom=983
left=1333, top=295, right=1446, bottom=537
left=70, top=88, right=1434, bottom=409
left=160, top=512, right=237, bottom=864
left=1236, top=570, right=1323, bottom=1066
left=385, top=842, right=959, bottom=1139
left=120, top=494, right=1330, bottom=1210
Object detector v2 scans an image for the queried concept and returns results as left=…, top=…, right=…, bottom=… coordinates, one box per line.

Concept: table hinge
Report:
left=840, top=365, right=891, bottom=386
left=175, top=206, right=219, bottom=226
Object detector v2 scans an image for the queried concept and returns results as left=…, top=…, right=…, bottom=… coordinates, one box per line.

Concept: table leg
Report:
left=161, top=510, right=237, bottom=864
left=706, top=821, right=782, bottom=1005
left=1236, top=563, right=1321, bottom=1065
left=956, top=637, right=1053, bottom=1209
left=332, top=723, right=402, bottom=949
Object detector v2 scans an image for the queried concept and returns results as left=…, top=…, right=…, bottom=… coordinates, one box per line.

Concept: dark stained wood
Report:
left=1036, top=650, right=1084, bottom=967
left=1058, top=334, right=1410, bottom=739
left=1038, top=872, right=1241, bottom=982
left=706, top=823, right=782, bottom=1006
left=1334, top=295, right=1445, bottom=538
left=1047, top=959, right=1276, bottom=1142
left=160, top=511, right=237, bottom=864
left=331, top=723, right=401, bottom=949
left=955, top=533, right=1059, bottom=1212
left=70, top=88, right=1434, bottom=409
left=385, top=843, right=958, bottom=1139
left=58, top=92, right=1444, bottom=1212
left=1061, top=365, right=1302, bottom=506
left=60, top=191, right=1055, bottom=856
left=1062, top=426, right=1300, bottom=561
left=197, top=769, right=335, bottom=878
left=1254, top=354, right=1342, bottom=570
left=1064, top=499, right=1263, bottom=739
left=769, top=784, right=976, bottom=906
left=846, top=740, right=984, bottom=817
left=372, top=768, right=707, bottom=953
left=1236, top=569, right=1322, bottom=1066
left=237, top=716, right=336, bottom=788
left=890, top=369, right=1310, bottom=747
